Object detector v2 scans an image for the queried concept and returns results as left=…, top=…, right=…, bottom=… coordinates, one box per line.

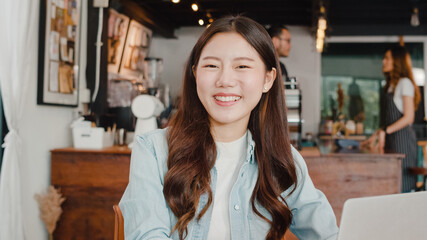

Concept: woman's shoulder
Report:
left=397, top=77, right=414, bottom=88
left=398, top=77, right=412, bottom=84
left=136, top=128, right=168, bottom=141
left=132, top=128, right=169, bottom=177
left=289, top=144, right=308, bottom=178
left=134, top=128, right=169, bottom=155
left=290, top=145, right=305, bottom=165
left=396, top=77, right=414, bottom=95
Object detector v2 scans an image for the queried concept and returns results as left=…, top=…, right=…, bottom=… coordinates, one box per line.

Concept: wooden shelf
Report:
left=319, top=134, right=367, bottom=141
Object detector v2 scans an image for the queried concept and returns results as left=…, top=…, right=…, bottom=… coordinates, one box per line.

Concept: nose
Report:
left=215, top=67, right=237, bottom=88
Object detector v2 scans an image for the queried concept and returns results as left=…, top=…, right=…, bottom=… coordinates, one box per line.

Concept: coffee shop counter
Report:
left=50, top=141, right=404, bottom=239
left=299, top=139, right=404, bottom=223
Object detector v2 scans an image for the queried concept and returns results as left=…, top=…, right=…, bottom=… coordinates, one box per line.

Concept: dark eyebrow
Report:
left=201, top=56, right=255, bottom=62
left=201, top=56, right=220, bottom=61
left=234, top=57, right=255, bottom=62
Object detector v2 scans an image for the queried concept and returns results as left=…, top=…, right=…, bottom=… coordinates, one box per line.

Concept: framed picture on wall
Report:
left=37, top=0, right=81, bottom=107
left=119, top=20, right=152, bottom=77
left=107, top=9, right=130, bottom=73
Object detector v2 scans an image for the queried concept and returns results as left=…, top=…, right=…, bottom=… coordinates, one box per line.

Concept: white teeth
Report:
left=214, top=96, right=241, bottom=102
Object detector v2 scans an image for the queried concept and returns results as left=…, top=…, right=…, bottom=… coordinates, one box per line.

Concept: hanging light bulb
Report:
left=317, top=28, right=325, bottom=39
left=198, top=19, right=204, bottom=26
left=318, top=17, right=327, bottom=30
left=205, top=12, right=213, bottom=23
left=316, top=38, right=324, bottom=53
left=411, top=7, right=420, bottom=27
left=171, top=0, right=180, bottom=3
left=315, top=5, right=327, bottom=53
left=192, top=3, right=199, bottom=12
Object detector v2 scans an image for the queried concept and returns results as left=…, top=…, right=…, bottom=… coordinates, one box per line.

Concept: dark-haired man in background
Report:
left=267, top=25, right=292, bottom=84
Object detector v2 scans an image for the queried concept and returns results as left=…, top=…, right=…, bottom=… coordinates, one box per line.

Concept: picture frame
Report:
left=37, top=0, right=81, bottom=107
left=107, top=9, right=130, bottom=73
left=119, top=20, right=152, bottom=77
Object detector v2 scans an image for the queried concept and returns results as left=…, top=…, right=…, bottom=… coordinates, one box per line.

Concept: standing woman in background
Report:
left=363, top=46, right=421, bottom=192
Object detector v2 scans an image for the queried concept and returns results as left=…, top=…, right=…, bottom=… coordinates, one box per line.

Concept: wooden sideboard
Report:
left=301, top=146, right=404, bottom=224
left=51, top=145, right=403, bottom=239
left=51, top=146, right=131, bottom=240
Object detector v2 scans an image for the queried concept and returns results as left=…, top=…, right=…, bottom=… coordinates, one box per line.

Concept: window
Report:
left=321, top=42, right=424, bottom=134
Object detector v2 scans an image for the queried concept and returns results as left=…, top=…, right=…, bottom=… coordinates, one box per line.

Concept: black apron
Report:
left=384, top=92, right=417, bottom=192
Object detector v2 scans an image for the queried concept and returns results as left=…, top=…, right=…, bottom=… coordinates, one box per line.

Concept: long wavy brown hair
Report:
left=383, top=46, right=421, bottom=109
left=163, top=15, right=297, bottom=240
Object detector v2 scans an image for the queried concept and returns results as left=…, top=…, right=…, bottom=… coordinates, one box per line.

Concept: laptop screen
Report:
left=337, top=191, right=427, bottom=240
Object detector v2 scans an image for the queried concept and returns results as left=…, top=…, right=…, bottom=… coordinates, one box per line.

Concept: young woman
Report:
left=119, top=16, right=338, bottom=240
left=362, top=46, right=420, bottom=193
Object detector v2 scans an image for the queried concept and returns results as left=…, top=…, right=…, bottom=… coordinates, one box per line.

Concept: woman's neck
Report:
left=210, top=121, right=248, bottom=143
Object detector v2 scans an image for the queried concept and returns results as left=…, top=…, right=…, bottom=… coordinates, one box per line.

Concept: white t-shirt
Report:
left=207, top=131, right=248, bottom=240
left=388, top=77, right=415, bottom=114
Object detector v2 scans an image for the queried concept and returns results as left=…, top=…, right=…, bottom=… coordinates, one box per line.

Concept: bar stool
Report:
left=409, top=141, right=427, bottom=191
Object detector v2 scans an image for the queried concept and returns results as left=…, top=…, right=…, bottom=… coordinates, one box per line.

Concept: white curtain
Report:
left=0, top=0, right=38, bottom=239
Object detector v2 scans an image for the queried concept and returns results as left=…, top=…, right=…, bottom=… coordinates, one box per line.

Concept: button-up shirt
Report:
left=119, top=129, right=339, bottom=240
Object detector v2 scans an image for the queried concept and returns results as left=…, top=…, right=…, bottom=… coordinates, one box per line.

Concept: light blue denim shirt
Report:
left=119, top=129, right=339, bottom=240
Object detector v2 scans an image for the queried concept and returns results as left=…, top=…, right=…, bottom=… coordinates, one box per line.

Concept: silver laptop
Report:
left=337, top=191, right=427, bottom=240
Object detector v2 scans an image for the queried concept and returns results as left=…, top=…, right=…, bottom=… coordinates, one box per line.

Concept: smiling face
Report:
left=194, top=32, right=275, bottom=139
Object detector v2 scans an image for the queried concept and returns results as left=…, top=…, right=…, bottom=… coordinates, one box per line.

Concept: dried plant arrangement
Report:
left=34, top=185, right=66, bottom=240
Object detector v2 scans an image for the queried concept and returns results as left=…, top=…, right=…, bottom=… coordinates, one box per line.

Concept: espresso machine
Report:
left=284, top=77, right=302, bottom=150
left=107, top=57, right=164, bottom=132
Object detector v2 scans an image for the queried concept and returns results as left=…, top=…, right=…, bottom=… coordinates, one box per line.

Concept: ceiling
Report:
left=117, top=0, right=427, bottom=37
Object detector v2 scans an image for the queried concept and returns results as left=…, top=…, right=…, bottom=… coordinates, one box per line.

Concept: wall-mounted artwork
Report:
left=107, top=9, right=130, bottom=73
left=119, top=20, right=152, bottom=77
left=37, top=0, right=81, bottom=107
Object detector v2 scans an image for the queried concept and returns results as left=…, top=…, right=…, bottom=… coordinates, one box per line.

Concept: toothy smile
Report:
left=214, top=96, right=241, bottom=102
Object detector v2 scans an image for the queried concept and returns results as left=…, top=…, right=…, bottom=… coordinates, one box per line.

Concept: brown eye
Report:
left=237, top=65, right=249, bottom=69
left=204, top=65, right=218, bottom=68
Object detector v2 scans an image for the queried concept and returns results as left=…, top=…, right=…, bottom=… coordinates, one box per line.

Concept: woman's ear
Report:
left=263, top=67, right=276, bottom=93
